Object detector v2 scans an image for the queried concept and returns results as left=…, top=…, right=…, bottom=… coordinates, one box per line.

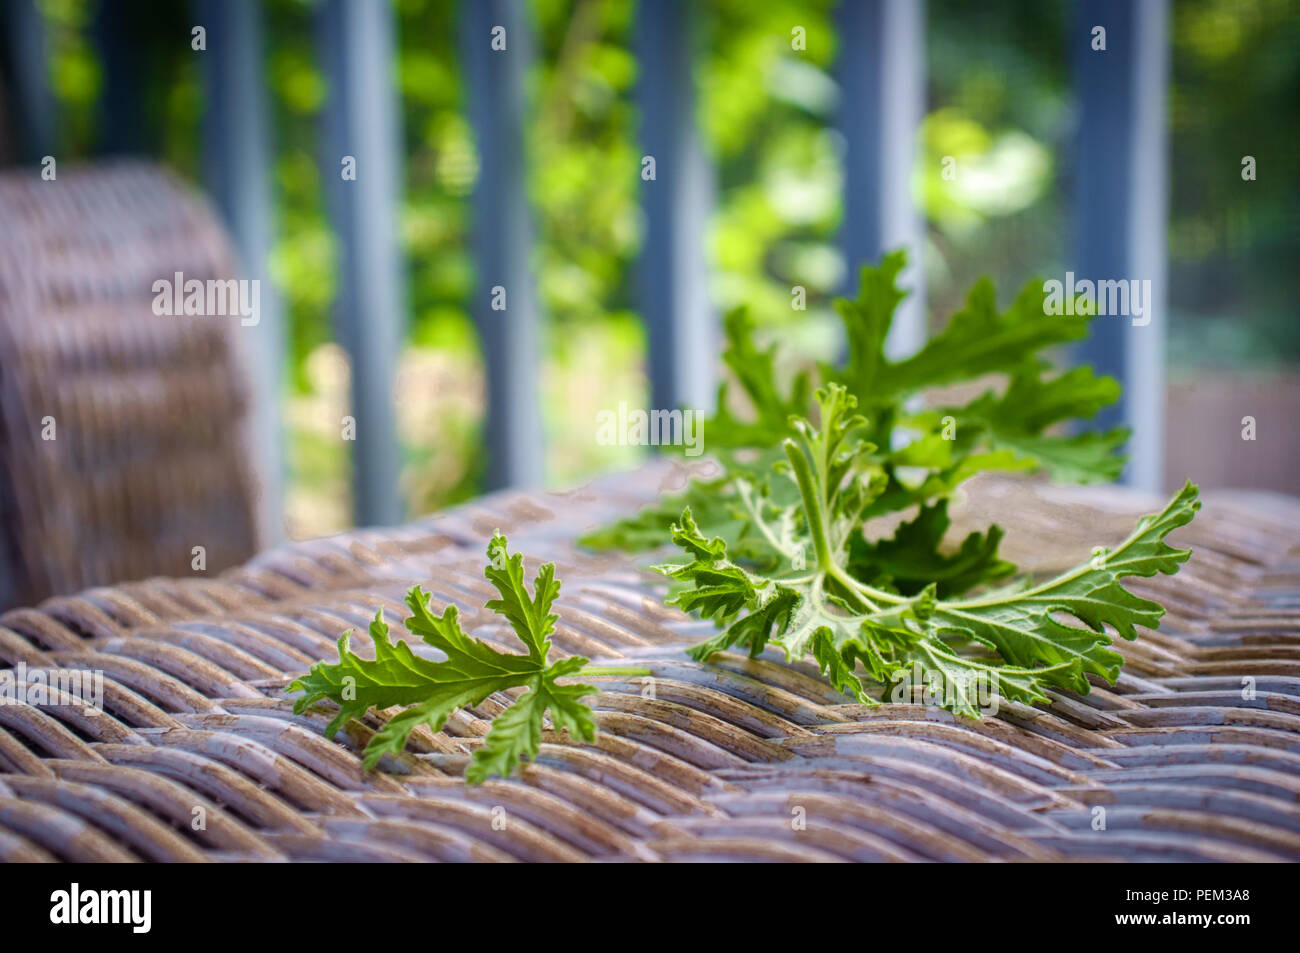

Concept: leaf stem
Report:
left=784, top=437, right=835, bottom=570
left=825, top=563, right=879, bottom=612
left=737, top=479, right=799, bottom=561
left=830, top=563, right=907, bottom=607
left=577, top=665, right=655, bottom=677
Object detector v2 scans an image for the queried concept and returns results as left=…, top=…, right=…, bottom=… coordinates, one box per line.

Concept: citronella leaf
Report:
left=288, top=534, right=598, bottom=780
left=866, top=278, right=1088, bottom=398
left=664, top=384, right=1199, bottom=718
left=981, top=365, right=1122, bottom=435
left=468, top=657, right=597, bottom=785
left=954, top=365, right=1131, bottom=483
left=849, top=499, right=1015, bottom=598
left=484, top=532, right=559, bottom=664
left=834, top=248, right=908, bottom=402
left=982, top=428, right=1130, bottom=485
left=895, top=639, right=1070, bottom=718
left=929, top=482, right=1200, bottom=692
left=577, top=464, right=784, bottom=562
left=585, top=251, right=1127, bottom=579
left=579, top=252, right=1189, bottom=718
left=287, top=604, right=520, bottom=770
left=711, top=307, right=812, bottom=454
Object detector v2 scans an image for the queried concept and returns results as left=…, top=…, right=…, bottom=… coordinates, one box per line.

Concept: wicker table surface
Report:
left=1, top=463, right=1298, bottom=862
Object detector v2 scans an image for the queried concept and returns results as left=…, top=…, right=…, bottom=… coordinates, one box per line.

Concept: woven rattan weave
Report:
left=0, top=162, right=259, bottom=610
left=1, top=464, right=1298, bottom=862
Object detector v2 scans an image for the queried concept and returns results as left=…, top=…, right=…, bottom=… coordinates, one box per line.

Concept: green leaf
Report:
left=956, top=365, right=1131, bottom=483
left=710, top=307, right=812, bottom=453
left=584, top=251, right=1126, bottom=562
left=868, top=277, right=1089, bottom=397
left=467, top=657, right=597, bottom=785
left=894, top=640, right=1070, bottom=718
left=985, top=428, right=1129, bottom=484
left=577, top=488, right=701, bottom=553
left=661, top=389, right=1200, bottom=719
left=980, top=365, right=1122, bottom=435
left=835, top=249, right=908, bottom=401
left=483, top=532, right=560, bottom=664
left=288, top=534, right=598, bottom=781
left=849, top=499, right=1015, bottom=598
left=657, top=508, right=793, bottom=637
left=930, top=481, right=1201, bottom=692
left=578, top=252, right=1192, bottom=721
left=578, top=455, right=796, bottom=568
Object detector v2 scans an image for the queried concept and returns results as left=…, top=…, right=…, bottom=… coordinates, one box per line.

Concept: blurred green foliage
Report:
left=1167, top=0, right=1300, bottom=370
left=34, top=0, right=1300, bottom=534
left=700, top=0, right=839, bottom=327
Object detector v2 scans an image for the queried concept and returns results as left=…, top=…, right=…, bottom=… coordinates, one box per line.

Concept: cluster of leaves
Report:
left=291, top=254, right=1201, bottom=773
left=288, top=534, right=619, bottom=784
left=658, top=384, right=1198, bottom=715
left=586, top=253, right=1199, bottom=715
left=584, top=251, right=1128, bottom=558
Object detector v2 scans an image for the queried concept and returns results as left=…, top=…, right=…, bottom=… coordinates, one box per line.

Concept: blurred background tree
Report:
left=32, top=0, right=1300, bottom=536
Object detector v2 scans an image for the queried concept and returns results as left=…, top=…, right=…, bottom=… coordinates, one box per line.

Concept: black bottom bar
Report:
left=6, top=863, right=1282, bottom=940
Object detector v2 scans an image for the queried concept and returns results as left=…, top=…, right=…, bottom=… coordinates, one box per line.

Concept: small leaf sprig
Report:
left=288, top=533, right=646, bottom=783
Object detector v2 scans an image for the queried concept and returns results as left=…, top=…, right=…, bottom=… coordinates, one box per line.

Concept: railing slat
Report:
left=634, top=0, right=715, bottom=415
left=199, top=0, right=285, bottom=543
left=0, top=0, right=56, bottom=162
left=460, top=0, right=545, bottom=490
left=836, top=0, right=927, bottom=359
left=316, top=0, right=406, bottom=525
left=93, top=0, right=150, bottom=155
left=1072, top=0, right=1169, bottom=491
